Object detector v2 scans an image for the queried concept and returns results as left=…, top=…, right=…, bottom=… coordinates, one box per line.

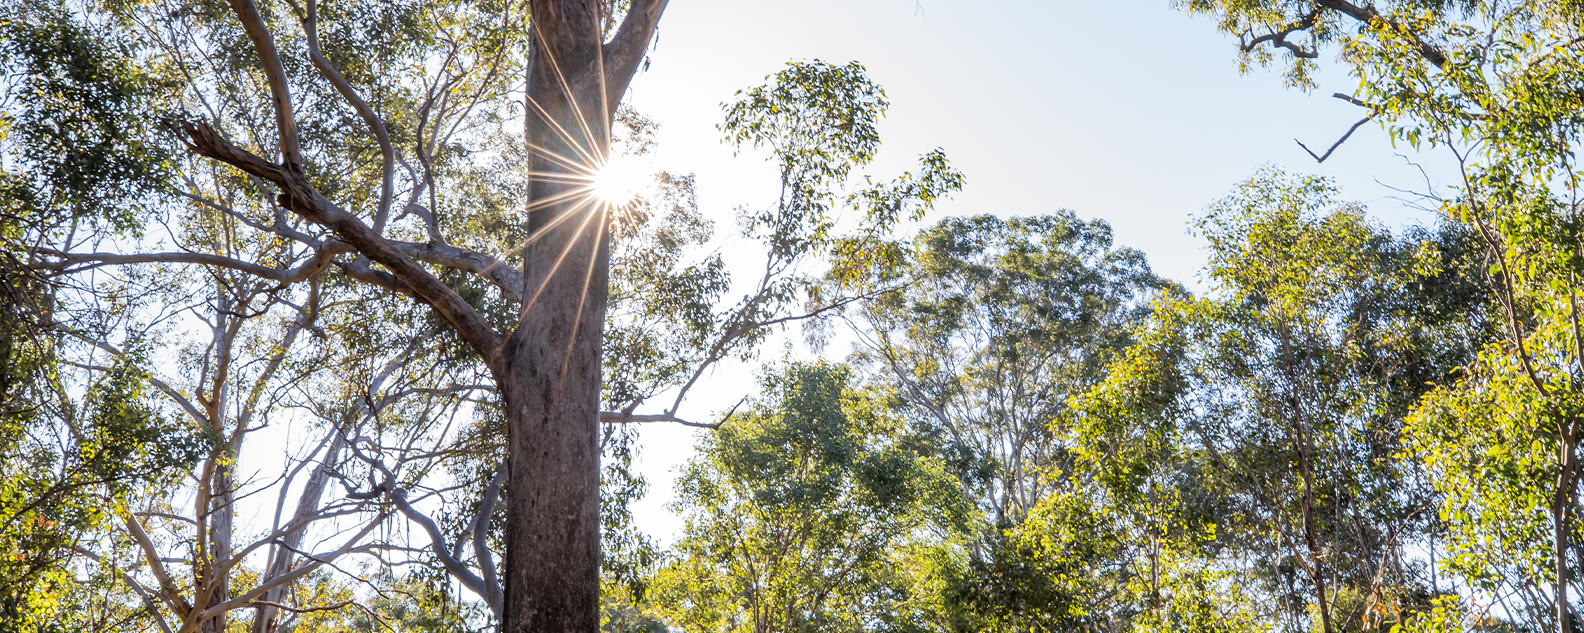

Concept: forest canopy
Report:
left=1, top=1, right=1582, bottom=632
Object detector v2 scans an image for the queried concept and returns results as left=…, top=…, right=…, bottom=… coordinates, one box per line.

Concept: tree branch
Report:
left=36, top=243, right=350, bottom=284
left=1314, top=0, right=1447, bottom=67
left=299, top=0, right=396, bottom=231
left=1296, top=115, right=1373, bottom=163
left=341, top=435, right=498, bottom=616
left=597, top=411, right=718, bottom=429
left=471, top=464, right=505, bottom=612
left=62, top=331, right=211, bottom=428
left=199, top=511, right=391, bottom=619
left=602, top=0, right=669, bottom=114
left=122, top=510, right=193, bottom=619
left=183, top=122, right=506, bottom=371
left=220, top=0, right=304, bottom=168
left=389, top=240, right=524, bottom=304
left=74, top=547, right=176, bottom=633
left=1242, top=8, right=1321, bottom=59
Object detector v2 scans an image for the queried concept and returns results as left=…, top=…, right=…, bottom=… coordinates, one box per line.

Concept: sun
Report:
left=589, top=153, right=650, bottom=205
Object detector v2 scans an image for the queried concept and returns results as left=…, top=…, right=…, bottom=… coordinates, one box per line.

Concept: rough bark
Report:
left=499, top=3, right=614, bottom=628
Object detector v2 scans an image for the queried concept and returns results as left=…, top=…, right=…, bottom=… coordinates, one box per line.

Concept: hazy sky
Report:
left=615, top=0, right=1460, bottom=542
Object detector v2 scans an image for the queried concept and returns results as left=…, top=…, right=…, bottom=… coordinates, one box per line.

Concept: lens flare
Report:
left=589, top=154, right=649, bottom=205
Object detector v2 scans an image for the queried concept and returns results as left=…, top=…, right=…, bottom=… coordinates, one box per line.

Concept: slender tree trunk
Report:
left=200, top=461, right=234, bottom=633
left=1301, top=445, right=1333, bottom=633
left=1555, top=422, right=1578, bottom=633
left=254, top=433, right=344, bottom=633
left=1283, top=332, right=1333, bottom=633
left=500, top=6, right=611, bottom=629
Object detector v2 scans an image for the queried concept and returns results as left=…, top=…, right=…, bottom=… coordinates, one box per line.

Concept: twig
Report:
left=1297, top=116, right=1373, bottom=163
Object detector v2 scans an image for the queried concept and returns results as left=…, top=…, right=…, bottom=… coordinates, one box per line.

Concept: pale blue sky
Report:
left=618, top=0, right=1459, bottom=542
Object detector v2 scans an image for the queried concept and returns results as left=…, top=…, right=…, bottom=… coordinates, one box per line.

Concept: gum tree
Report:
left=5, top=0, right=965, bottom=623
left=8, top=0, right=669, bottom=627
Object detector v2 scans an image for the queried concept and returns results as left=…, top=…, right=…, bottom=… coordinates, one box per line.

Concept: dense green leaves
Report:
left=651, top=362, right=962, bottom=633
left=1068, top=167, right=1488, bottom=632
left=1179, top=2, right=1584, bottom=630
left=0, top=0, right=173, bottom=233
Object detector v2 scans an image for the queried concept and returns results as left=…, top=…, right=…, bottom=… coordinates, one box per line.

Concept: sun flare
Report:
left=589, top=153, right=650, bottom=205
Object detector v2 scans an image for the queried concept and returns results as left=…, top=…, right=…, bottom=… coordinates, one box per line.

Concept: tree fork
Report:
left=498, top=1, right=665, bottom=630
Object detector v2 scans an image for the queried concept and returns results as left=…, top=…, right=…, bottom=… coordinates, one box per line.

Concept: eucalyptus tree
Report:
left=4, top=0, right=966, bottom=623
left=1, top=3, right=483, bottom=622
left=335, top=59, right=964, bottom=629
left=649, top=362, right=965, bottom=633
left=837, top=211, right=1175, bottom=628
left=3, top=0, right=664, bottom=625
left=0, top=2, right=209, bottom=626
left=1181, top=1, right=1584, bottom=630
left=1061, top=168, right=1491, bottom=633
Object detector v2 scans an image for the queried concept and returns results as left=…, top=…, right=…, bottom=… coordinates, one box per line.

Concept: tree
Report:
left=1182, top=2, right=1584, bottom=630
left=840, top=211, right=1176, bottom=629
left=1061, top=167, right=1491, bottom=633
left=2, top=0, right=666, bottom=626
left=650, top=362, right=963, bottom=633
left=3, top=0, right=968, bottom=622
left=0, top=3, right=212, bottom=628
left=330, top=59, right=963, bottom=629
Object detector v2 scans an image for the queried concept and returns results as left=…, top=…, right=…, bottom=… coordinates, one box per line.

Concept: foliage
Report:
left=1182, top=1, right=1584, bottom=630
left=650, top=362, right=963, bottom=633
left=1050, top=167, right=1490, bottom=633
left=833, top=210, right=1175, bottom=629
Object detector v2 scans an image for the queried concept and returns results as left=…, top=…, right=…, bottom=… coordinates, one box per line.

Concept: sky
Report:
left=613, top=0, right=1463, bottom=543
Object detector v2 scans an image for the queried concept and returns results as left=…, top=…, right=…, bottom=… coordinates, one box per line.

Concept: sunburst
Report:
left=507, top=17, right=660, bottom=371
left=588, top=153, right=649, bottom=206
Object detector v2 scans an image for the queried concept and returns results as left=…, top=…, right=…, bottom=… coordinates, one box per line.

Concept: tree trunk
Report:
left=254, top=432, right=344, bottom=633
left=1555, top=423, right=1578, bottom=633
left=200, top=461, right=233, bottom=633
left=500, top=5, right=612, bottom=629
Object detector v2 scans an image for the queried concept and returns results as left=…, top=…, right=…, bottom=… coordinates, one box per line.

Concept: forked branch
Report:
left=182, top=121, right=506, bottom=371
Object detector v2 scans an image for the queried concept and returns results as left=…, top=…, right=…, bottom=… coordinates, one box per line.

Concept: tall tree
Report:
left=840, top=212, right=1175, bottom=629
left=650, top=362, right=963, bottom=633
left=5, top=0, right=967, bottom=625
left=1061, top=168, right=1491, bottom=633
left=334, top=59, right=964, bottom=629
left=5, top=0, right=666, bottom=627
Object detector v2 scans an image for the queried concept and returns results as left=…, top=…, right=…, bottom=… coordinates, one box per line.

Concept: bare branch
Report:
left=602, top=0, right=669, bottom=114
left=199, top=511, right=392, bottom=619
left=598, top=411, right=717, bottom=429
left=389, top=240, right=524, bottom=304
left=122, top=510, right=194, bottom=619
left=1297, top=116, right=1373, bottom=163
left=253, top=431, right=346, bottom=633
left=74, top=547, right=176, bottom=633
left=341, top=435, right=498, bottom=616
left=300, top=0, right=396, bottom=231
left=36, top=242, right=350, bottom=284
left=391, top=488, right=494, bottom=614
left=220, top=0, right=304, bottom=168
left=62, top=331, right=210, bottom=427
left=471, top=464, right=505, bottom=612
